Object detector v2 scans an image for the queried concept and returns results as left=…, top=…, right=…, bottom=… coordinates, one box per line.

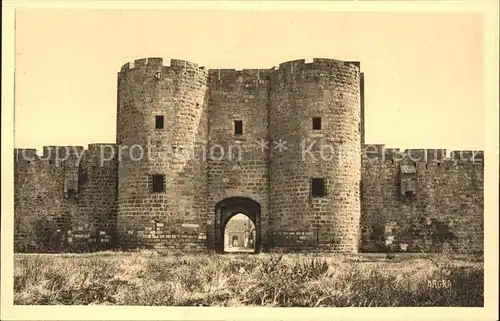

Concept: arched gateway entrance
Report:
left=214, top=197, right=261, bottom=253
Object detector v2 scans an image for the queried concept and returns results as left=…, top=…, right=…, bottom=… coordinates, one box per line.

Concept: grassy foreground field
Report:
left=14, top=251, right=483, bottom=307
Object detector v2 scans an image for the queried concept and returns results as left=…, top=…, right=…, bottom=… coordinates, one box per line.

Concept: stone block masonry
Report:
left=14, top=146, right=117, bottom=252
left=13, top=57, right=484, bottom=254
left=269, top=59, right=361, bottom=253
left=360, top=146, right=483, bottom=254
left=116, top=58, right=209, bottom=250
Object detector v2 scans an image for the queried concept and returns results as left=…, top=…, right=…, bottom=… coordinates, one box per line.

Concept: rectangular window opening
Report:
left=234, top=120, right=243, bottom=135
left=155, top=115, right=165, bottom=129
left=311, top=178, right=325, bottom=197
left=404, top=191, right=415, bottom=199
left=67, top=189, right=77, bottom=199
left=152, top=174, right=165, bottom=193
left=312, top=117, right=322, bottom=130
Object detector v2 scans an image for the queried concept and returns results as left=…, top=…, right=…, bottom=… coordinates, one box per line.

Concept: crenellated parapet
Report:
left=362, top=144, right=484, bottom=166
left=269, top=58, right=360, bottom=89
left=119, top=57, right=208, bottom=85
left=15, top=146, right=85, bottom=168
left=274, top=58, right=360, bottom=73
left=14, top=145, right=118, bottom=167
left=120, top=57, right=206, bottom=72
left=207, top=68, right=272, bottom=88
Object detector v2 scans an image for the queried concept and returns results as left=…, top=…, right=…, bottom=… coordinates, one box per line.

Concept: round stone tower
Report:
left=116, top=57, right=209, bottom=250
left=268, top=58, right=362, bottom=252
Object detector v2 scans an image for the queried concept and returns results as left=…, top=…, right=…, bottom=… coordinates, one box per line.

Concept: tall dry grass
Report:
left=14, top=251, right=483, bottom=306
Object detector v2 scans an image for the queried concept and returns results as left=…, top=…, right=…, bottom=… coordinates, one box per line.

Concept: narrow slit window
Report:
left=311, top=178, right=325, bottom=197
left=312, top=117, right=322, bottom=130
left=234, top=120, right=243, bottom=135
left=152, top=174, right=165, bottom=193
left=155, top=115, right=164, bottom=129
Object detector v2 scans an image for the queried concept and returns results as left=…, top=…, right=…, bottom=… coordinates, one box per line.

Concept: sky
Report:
left=14, top=9, right=485, bottom=152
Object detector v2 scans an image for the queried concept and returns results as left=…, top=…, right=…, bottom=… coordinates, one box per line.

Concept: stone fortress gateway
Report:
left=14, top=57, right=484, bottom=254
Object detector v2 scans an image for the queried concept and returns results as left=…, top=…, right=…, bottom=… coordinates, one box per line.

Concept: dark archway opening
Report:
left=224, top=213, right=257, bottom=253
left=214, top=197, right=261, bottom=254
